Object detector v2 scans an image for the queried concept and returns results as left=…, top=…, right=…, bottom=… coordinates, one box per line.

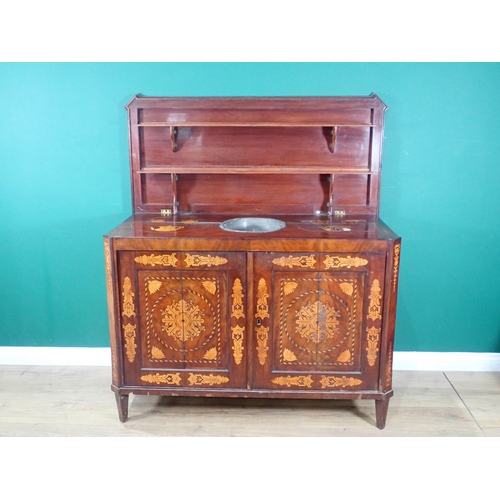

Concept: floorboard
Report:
left=0, top=366, right=496, bottom=437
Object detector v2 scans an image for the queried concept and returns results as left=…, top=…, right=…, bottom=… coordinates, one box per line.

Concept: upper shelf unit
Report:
left=125, top=95, right=387, bottom=216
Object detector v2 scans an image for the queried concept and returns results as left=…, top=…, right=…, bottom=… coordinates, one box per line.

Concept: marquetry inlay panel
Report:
left=140, top=373, right=182, bottom=385
left=187, top=373, right=229, bottom=386
left=104, top=240, right=118, bottom=383
left=365, top=278, right=382, bottom=367
left=150, top=225, right=184, bottom=232
left=323, top=255, right=368, bottom=269
left=319, top=376, right=363, bottom=389
left=184, top=254, right=228, bottom=267
left=203, top=347, right=217, bottom=360
left=122, top=277, right=135, bottom=318
left=122, top=276, right=137, bottom=363
left=255, top=278, right=270, bottom=320
left=231, top=278, right=244, bottom=319
left=272, top=375, right=313, bottom=388
left=367, top=279, right=382, bottom=321
left=142, top=275, right=222, bottom=366
left=231, top=325, right=244, bottom=365
left=283, top=281, right=298, bottom=296
left=230, top=278, right=245, bottom=365
left=393, top=243, right=401, bottom=291
left=256, top=326, right=269, bottom=365
left=134, top=253, right=178, bottom=267
left=123, top=323, right=137, bottom=363
left=295, top=300, right=340, bottom=344
left=161, top=299, right=205, bottom=342
left=272, top=255, right=316, bottom=268
left=277, top=276, right=359, bottom=368
left=386, top=343, right=393, bottom=387
left=283, top=348, right=297, bottom=362
left=366, top=326, right=380, bottom=367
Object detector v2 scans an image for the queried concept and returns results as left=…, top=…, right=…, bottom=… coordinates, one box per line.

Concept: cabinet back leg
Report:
left=115, top=393, right=129, bottom=423
left=375, top=399, right=390, bottom=429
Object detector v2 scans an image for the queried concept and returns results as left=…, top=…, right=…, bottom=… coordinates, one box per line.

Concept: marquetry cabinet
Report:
left=104, top=95, right=401, bottom=429
left=252, top=252, right=387, bottom=392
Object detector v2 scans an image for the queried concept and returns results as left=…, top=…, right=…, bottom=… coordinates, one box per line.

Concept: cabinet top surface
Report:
left=106, top=213, right=399, bottom=243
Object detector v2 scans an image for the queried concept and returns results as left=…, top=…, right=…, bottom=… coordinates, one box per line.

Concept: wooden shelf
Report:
left=137, top=122, right=374, bottom=128
left=137, top=166, right=373, bottom=174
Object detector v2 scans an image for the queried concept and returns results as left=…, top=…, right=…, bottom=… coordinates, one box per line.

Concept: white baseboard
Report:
left=393, top=351, right=500, bottom=371
left=0, top=347, right=500, bottom=371
left=0, top=347, right=112, bottom=366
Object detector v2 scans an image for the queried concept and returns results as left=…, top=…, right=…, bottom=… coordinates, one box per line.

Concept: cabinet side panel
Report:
left=379, top=239, right=401, bottom=392
left=104, top=237, right=121, bottom=387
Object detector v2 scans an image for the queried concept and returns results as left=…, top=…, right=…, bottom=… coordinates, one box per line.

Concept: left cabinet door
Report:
left=115, top=250, right=247, bottom=390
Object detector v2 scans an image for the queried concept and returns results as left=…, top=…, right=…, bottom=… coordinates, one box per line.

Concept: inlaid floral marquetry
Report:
left=295, top=300, right=340, bottom=344
left=123, top=323, right=137, bottom=363
left=336, top=349, right=351, bottom=363
left=231, top=278, right=245, bottom=319
left=272, top=255, right=316, bottom=268
left=272, top=375, right=313, bottom=388
left=339, top=282, right=354, bottom=296
left=256, top=326, right=269, bottom=365
left=323, top=255, right=368, bottom=269
left=367, top=279, right=382, bottom=321
left=231, top=325, right=244, bottom=365
left=161, top=299, right=205, bottom=342
left=283, top=348, right=297, bottom=362
left=150, top=225, right=184, bottom=232
left=104, top=240, right=118, bottom=384
left=366, top=326, right=380, bottom=367
left=393, top=243, right=401, bottom=291
left=187, top=373, right=229, bottom=386
left=122, top=277, right=135, bottom=318
left=141, top=373, right=182, bottom=385
left=184, top=254, right=228, bottom=268
left=203, top=347, right=217, bottom=360
left=255, top=278, right=270, bottom=320
left=322, top=226, right=351, bottom=232
left=283, top=281, right=298, bottom=296
left=386, top=343, right=393, bottom=387
left=134, top=253, right=178, bottom=267
left=122, top=276, right=137, bottom=363
left=231, top=278, right=245, bottom=365
left=151, top=346, right=166, bottom=359
left=319, top=376, right=362, bottom=389
left=202, top=280, right=217, bottom=295
left=148, top=280, right=162, bottom=295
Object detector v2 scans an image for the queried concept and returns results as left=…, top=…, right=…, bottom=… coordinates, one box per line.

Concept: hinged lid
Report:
left=125, top=94, right=387, bottom=216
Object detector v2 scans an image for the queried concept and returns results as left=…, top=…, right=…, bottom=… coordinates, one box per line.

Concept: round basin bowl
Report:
left=220, top=217, right=286, bottom=233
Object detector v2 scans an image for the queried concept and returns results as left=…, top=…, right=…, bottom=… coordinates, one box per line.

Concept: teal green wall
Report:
left=1, top=63, right=499, bottom=351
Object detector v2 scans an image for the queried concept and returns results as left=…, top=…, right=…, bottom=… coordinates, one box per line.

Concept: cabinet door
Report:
left=117, top=251, right=246, bottom=389
left=252, top=252, right=386, bottom=392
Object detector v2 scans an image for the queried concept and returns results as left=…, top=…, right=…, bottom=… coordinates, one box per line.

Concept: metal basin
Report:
left=220, top=217, right=286, bottom=233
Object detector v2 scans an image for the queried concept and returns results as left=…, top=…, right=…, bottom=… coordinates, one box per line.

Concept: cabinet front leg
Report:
left=115, top=393, right=129, bottom=423
left=375, top=399, right=390, bottom=430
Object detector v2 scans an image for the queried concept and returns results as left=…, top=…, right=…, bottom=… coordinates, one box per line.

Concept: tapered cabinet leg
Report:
left=115, top=393, right=129, bottom=423
left=375, top=399, right=390, bottom=429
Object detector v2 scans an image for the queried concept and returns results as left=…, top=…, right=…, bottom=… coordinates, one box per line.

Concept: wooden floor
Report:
left=1, top=365, right=499, bottom=436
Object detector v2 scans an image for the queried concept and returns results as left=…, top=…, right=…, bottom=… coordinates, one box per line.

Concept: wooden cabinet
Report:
left=252, top=252, right=386, bottom=391
left=115, top=251, right=246, bottom=391
left=104, top=95, right=401, bottom=429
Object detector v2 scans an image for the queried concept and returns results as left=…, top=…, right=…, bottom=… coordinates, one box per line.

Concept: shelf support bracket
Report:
left=329, top=126, right=338, bottom=153
left=171, top=173, right=178, bottom=215
left=170, top=126, right=178, bottom=152
left=327, top=174, right=335, bottom=216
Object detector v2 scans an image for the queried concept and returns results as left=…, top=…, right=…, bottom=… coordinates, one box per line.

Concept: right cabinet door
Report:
left=252, top=252, right=386, bottom=392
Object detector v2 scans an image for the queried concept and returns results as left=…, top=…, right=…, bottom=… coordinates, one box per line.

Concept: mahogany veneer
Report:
left=104, top=95, right=401, bottom=429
